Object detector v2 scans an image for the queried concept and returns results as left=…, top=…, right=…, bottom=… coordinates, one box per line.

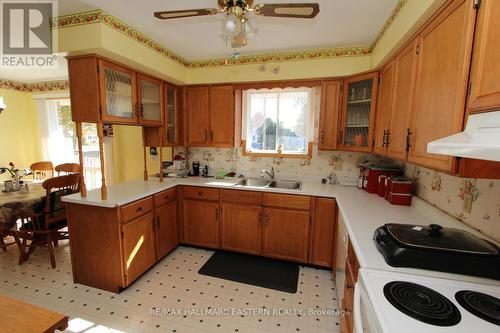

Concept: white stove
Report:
left=354, top=268, right=500, bottom=333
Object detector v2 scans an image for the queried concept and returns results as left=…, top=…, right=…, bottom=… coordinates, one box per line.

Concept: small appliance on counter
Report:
left=192, top=161, right=200, bottom=176
left=358, top=163, right=402, bottom=193
left=172, top=152, right=186, bottom=176
left=374, top=223, right=500, bottom=280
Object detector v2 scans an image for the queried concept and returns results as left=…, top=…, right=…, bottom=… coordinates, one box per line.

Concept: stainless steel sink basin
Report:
left=268, top=180, right=303, bottom=190
left=235, top=178, right=302, bottom=190
left=236, top=178, right=271, bottom=187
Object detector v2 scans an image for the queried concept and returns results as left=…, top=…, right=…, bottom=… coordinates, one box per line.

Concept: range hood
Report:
left=427, top=111, right=500, bottom=162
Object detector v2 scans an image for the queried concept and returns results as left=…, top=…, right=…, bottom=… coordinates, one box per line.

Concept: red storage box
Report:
left=386, top=177, right=414, bottom=206
left=360, top=163, right=402, bottom=194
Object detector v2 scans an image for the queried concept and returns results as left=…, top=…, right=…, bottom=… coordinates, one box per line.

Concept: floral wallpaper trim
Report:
left=369, top=0, right=408, bottom=51
left=52, top=9, right=190, bottom=66
left=51, top=5, right=406, bottom=69
left=0, top=80, right=69, bottom=93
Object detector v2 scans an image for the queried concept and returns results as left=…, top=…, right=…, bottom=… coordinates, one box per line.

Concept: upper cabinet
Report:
left=68, top=55, right=164, bottom=127
left=185, top=85, right=241, bottom=147
left=338, top=72, right=378, bottom=152
left=318, top=80, right=342, bottom=150
left=388, top=39, right=418, bottom=161
left=408, top=0, right=476, bottom=173
left=373, top=62, right=395, bottom=156
left=467, top=0, right=500, bottom=112
left=136, top=74, right=163, bottom=126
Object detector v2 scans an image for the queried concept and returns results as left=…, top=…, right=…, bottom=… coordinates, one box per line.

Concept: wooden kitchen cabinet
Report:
left=182, top=191, right=220, bottom=248
left=311, top=198, right=337, bottom=267
left=262, top=208, right=310, bottom=263
left=467, top=0, right=500, bottom=112
left=137, top=74, right=163, bottom=126
left=155, top=201, right=178, bottom=260
left=388, top=39, right=419, bottom=161
left=121, top=212, right=156, bottom=286
left=373, top=61, right=395, bottom=156
left=186, top=85, right=240, bottom=147
left=186, top=86, right=210, bottom=146
left=221, top=203, right=263, bottom=255
left=210, top=85, right=236, bottom=147
left=408, top=0, right=476, bottom=172
left=339, top=72, right=378, bottom=152
left=319, top=80, right=342, bottom=150
left=68, top=55, right=165, bottom=127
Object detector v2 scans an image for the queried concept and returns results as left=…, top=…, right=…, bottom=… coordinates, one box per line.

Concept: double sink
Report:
left=235, top=178, right=303, bottom=190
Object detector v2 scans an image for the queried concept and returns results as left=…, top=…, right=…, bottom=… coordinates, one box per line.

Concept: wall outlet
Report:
left=462, top=193, right=473, bottom=214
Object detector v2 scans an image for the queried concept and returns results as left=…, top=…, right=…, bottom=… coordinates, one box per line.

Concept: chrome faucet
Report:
left=261, top=167, right=275, bottom=179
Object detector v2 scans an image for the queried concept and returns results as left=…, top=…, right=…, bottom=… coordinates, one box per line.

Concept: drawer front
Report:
left=221, top=189, right=262, bottom=205
left=154, top=188, right=177, bottom=207
left=263, top=193, right=311, bottom=210
left=182, top=186, right=220, bottom=201
left=121, top=197, right=153, bottom=222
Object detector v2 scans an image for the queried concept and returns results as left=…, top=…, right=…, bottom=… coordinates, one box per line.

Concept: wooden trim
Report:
left=97, top=122, right=107, bottom=200
left=235, top=80, right=322, bottom=90
left=75, top=122, right=87, bottom=197
left=142, top=127, right=148, bottom=181
left=241, top=141, right=313, bottom=159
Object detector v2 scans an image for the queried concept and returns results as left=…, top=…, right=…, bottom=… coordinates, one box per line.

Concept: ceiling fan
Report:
left=154, top=1, right=320, bottom=50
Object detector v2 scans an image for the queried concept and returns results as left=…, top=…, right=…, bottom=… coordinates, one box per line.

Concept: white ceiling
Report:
left=59, top=0, right=398, bottom=60
left=1, top=0, right=398, bottom=82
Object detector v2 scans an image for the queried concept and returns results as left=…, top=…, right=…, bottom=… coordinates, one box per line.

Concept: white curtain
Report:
left=37, top=99, right=77, bottom=165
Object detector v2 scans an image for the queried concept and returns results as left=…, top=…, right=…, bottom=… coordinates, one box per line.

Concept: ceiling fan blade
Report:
left=254, top=3, right=319, bottom=18
left=154, top=8, right=218, bottom=20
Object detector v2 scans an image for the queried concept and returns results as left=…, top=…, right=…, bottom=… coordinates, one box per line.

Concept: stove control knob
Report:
left=429, top=224, right=443, bottom=236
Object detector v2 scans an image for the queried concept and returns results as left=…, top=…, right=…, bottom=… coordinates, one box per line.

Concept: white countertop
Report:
left=62, top=177, right=500, bottom=285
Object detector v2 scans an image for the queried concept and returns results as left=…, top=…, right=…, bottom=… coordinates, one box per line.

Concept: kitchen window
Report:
left=243, top=88, right=314, bottom=158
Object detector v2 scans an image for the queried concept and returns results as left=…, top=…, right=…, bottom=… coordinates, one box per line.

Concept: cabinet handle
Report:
left=405, top=128, right=413, bottom=152
left=265, top=214, right=269, bottom=227
left=136, top=207, right=143, bottom=212
left=320, top=131, right=325, bottom=144
left=134, top=103, right=139, bottom=117
left=382, top=130, right=388, bottom=147
left=386, top=130, right=391, bottom=147
left=258, top=213, right=262, bottom=225
left=156, top=216, right=160, bottom=228
left=337, top=130, right=343, bottom=145
left=204, top=130, right=208, bottom=142
left=215, top=208, right=219, bottom=221
left=140, top=103, right=144, bottom=118
left=209, top=130, right=214, bottom=142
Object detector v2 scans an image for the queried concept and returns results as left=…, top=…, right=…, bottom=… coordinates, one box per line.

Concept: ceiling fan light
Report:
left=244, top=20, right=256, bottom=39
left=224, top=12, right=241, bottom=36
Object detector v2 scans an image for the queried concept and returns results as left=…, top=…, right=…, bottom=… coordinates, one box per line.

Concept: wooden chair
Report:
left=17, top=173, right=80, bottom=268
left=30, top=161, right=54, bottom=180
left=55, top=163, right=80, bottom=175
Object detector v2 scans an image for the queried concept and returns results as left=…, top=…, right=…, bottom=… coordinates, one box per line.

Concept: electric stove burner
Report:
left=384, top=281, right=461, bottom=326
left=456, top=291, right=500, bottom=326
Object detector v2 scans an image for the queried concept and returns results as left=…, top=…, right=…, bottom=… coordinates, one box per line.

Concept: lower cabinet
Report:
left=221, top=203, right=262, bottom=255
left=121, top=212, right=156, bottom=286
left=155, top=200, right=178, bottom=259
left=311, top=198, right=337, bottom=267
left=183, top=199, right=220, bottom=248
left=340, top=240, right=359, bottom=333
left=262, top=208, right=310, bottom=263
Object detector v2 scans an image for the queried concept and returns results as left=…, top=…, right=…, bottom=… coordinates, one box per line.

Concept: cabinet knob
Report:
left=136, top=207, right=143, bottom=212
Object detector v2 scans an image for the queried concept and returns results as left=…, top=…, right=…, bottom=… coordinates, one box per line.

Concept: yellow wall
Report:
left=0, top=89, right=40, bottom=180
left=112, top=125, right=172, bottom=183
left=370, top=0, right=447, bottom=68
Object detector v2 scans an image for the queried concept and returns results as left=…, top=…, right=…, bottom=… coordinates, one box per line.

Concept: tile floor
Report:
left=0, top=241, right=341, bottom=333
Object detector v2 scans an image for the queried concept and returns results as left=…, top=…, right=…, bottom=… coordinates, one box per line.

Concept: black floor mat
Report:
left=198, top=251, right=299, bottom=293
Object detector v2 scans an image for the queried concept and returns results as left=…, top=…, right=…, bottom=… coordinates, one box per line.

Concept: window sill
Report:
left=242, top=142, right=312, bottom=159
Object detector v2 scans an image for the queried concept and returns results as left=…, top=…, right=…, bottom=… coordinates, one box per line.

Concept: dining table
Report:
left=0, top=182, right=46, bottom=257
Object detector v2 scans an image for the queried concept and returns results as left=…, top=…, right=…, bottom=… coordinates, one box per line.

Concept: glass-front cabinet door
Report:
left=339, top=72, right=378, bottom=152
left=137, top=74, right=163, bottom=126
left=164, top=85, right=177, bottom=145
left=99, top=60, right=138, bottom=124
